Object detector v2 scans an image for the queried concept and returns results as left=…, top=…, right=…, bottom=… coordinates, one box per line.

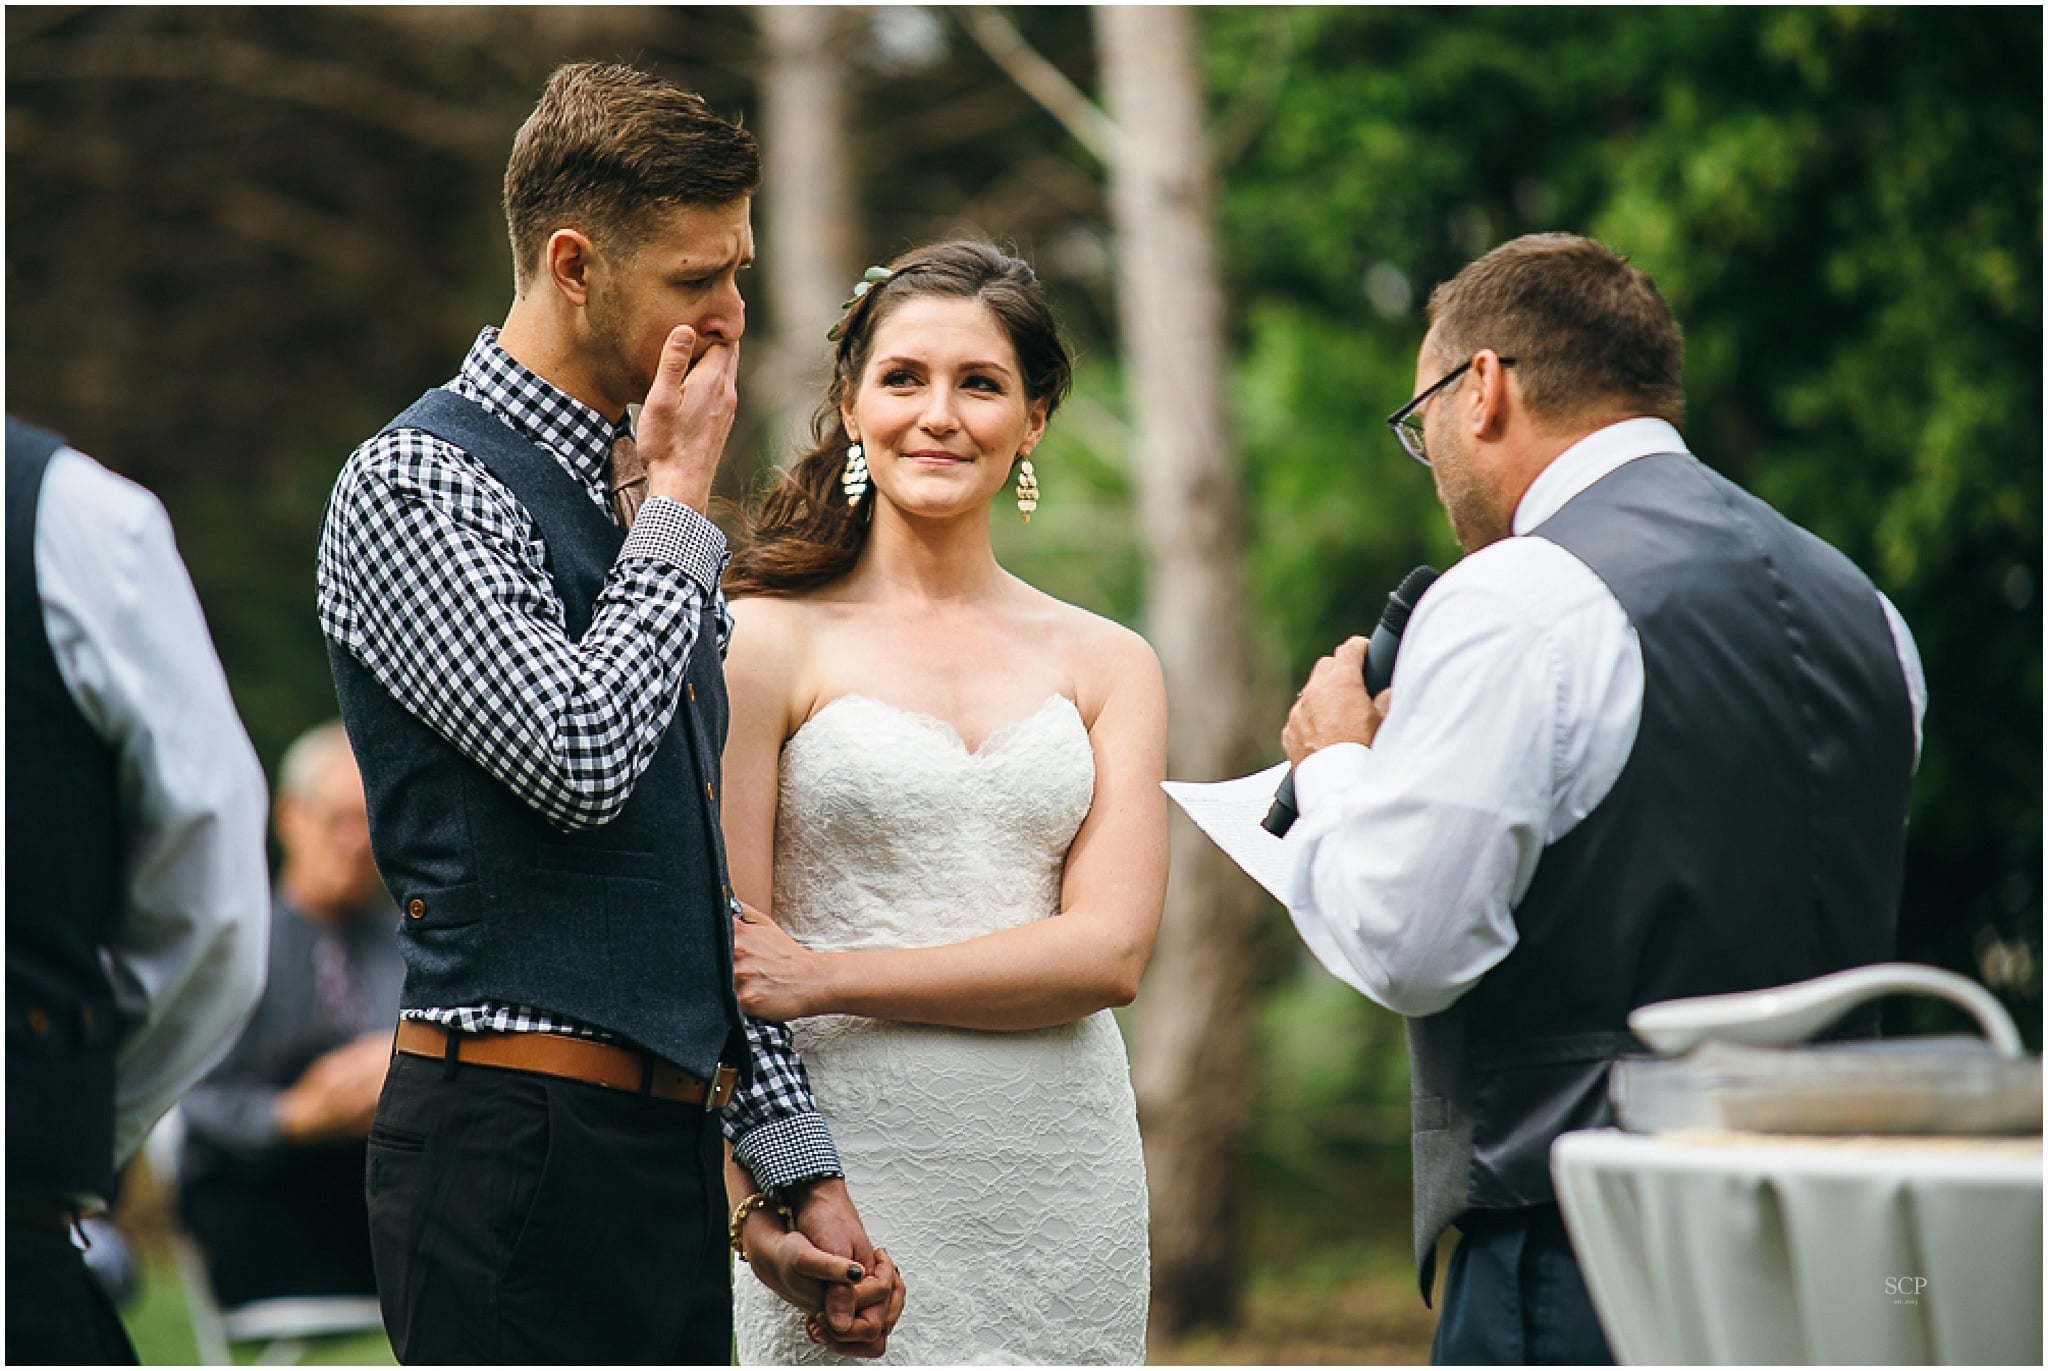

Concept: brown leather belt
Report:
left=393, top=1019, right=737, bottom=1110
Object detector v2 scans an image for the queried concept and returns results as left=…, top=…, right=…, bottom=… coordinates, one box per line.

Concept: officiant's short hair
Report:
left=1426, top=234, right=1686, bottom=430
left=502, top=62, right=761, bottom=292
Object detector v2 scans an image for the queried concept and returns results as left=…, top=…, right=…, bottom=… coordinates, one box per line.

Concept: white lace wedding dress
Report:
left=733, top=693, right=1150, bottom=1366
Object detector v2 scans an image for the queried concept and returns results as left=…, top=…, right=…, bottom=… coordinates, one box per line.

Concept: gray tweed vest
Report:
left=1406, top=453, right=1912, bottom=1299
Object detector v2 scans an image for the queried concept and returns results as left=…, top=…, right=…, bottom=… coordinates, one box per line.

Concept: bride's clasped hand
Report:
left=733, top=900, right=817, bottom=1023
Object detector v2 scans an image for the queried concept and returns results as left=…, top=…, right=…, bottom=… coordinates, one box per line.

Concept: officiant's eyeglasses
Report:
left=1386, top=356, right=1517, bottom=467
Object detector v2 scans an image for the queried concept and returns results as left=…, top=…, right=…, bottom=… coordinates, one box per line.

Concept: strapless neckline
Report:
left=771, top=687, right=1094, bottom=950
left=792, top=692, right=1081, bottom=758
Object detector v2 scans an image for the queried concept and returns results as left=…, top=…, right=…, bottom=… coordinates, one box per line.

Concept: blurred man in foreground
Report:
left=178, top=721, right=402, bottom=1308
left=6, top=418, right=270, bottom=1363
left=1279, top=235, right=1925, bottom=1363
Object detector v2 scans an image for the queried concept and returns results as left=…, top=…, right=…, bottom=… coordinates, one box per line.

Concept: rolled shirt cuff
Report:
left=1291, top=740, right=1374, bottom=814
left=730, top=1110, right=844, bottom=1195
left=619, top=496, right=729, bottom=596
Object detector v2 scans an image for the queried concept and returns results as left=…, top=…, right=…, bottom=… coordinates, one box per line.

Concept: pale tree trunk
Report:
left=1097, top=5, right=1266, bottom=1337
left=755, top=5, right=858, bottom=460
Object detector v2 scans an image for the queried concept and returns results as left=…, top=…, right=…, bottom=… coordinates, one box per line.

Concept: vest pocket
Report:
left=395, top=881, right=482, bottom=930
left=534, top=843, right=661, bottom=881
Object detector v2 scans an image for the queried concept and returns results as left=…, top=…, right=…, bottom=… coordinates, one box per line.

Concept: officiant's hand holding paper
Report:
left=1161, top=639, right=1401, bottom=910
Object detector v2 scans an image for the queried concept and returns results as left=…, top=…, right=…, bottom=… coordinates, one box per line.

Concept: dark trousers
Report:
left=5, top=1218, right=139, bottom=1365
left=180, top=1141, right=378, bottom=1306
left=365, top=1050, right=731, bottom=1365
left=1432, top=1205, right=1613, bottom=1365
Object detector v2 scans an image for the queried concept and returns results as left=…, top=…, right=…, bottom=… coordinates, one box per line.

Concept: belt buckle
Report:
left=707, top=1064, right=737, bottom=1112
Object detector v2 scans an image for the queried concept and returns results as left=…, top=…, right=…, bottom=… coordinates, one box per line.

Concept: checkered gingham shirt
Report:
left=317, top=326, right=840, bottom=1192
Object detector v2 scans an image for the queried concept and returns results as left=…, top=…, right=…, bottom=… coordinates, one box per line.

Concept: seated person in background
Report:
left=177, top=721, right=402, bottom=1307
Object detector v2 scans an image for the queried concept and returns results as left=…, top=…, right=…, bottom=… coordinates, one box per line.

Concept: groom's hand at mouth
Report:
left=787, top=1176, right=906, bottom=1355
left=637, top=324, right=739, bottom=514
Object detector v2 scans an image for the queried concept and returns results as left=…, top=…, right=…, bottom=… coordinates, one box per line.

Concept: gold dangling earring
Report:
left=841, top=441, right=870, bottom=507
left=1015, top=454, right=1039, bottom=524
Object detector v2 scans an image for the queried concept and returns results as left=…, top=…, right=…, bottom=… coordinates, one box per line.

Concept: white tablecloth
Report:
left=1552, top=1129, right=2042, bottom=1364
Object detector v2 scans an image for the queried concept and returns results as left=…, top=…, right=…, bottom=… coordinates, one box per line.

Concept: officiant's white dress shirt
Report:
left=35, top=444, right=271, bottom=1176
left=1285, top=418, right=1927, bottom=1018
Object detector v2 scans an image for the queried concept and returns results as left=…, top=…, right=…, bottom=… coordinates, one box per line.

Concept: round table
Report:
left=1551, top=1128, right=2042, bottom=1364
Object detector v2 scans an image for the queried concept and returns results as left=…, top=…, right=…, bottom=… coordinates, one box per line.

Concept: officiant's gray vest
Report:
left=1406, top=452, right=1913, bottom=1299
left=327, top=388, right=747, bottom=1080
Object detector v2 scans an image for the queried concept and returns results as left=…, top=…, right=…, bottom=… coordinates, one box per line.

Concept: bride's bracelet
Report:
left=728, top=1191, right=795, bottom=1263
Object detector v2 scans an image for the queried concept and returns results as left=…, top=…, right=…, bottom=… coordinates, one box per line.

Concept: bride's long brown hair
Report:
left=725, top=240, right=1074, bottom=597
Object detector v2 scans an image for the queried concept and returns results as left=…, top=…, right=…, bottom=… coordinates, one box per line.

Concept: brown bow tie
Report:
left=608, top=432, right=648, bottom=530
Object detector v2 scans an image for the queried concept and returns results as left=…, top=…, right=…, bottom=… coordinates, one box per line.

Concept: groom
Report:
left=318, top=63, right=900, bottom=1361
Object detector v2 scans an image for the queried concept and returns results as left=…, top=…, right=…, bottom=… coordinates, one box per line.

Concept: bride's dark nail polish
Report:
left=847, top=1263, right=864, bottom=1281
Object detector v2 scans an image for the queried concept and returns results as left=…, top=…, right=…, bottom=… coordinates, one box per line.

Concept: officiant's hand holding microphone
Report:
left=1284, top=636, right=1393, bottom=763
left=1269, top=565, right=1439, bottom=833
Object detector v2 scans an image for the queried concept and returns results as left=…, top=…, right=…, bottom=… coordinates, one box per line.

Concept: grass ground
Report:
left=114, top=1172, right=1431, bottom=1365
left=1150, top=1240, right=1435, bottom=1364
left=117, top=970, right=1432, bottom=1364
left=121, top=1248, right=1427, bottom=1367
left=1149, top=1158, right=1437, bottom=1365
left=119, top=1257, right=395, bottom=1365
left=109, top=1158, right=397, bottom=1366
left=120, top=1243, right=1428, bottom=1367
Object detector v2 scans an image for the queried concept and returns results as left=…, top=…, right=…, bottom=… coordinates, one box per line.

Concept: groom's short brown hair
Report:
left=502, top=62, right=761, bottom=292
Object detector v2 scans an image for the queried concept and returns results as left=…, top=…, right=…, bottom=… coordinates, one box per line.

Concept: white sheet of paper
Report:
left=1160, top=762, right=1298, bottom=906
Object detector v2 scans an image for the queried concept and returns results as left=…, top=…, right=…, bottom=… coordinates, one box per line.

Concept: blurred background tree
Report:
left=8, top=6, right=2038, bottom=1362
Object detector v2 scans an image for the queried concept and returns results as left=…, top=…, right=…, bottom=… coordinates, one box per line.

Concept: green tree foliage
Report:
left=6, top=5, right=1113, bottom=776
left=1200, top=5, right=2041, bottom=1037
left=6, top=6, right=765, bottom=778
left=6, top=4, right=2033, bottom=1039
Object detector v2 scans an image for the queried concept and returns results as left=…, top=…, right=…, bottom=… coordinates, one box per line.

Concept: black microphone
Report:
left=1262, top=565, right=1440, bottom=837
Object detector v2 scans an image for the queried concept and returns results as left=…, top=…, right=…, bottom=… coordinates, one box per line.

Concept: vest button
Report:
left=407, top=898, right=426, bottom=919
left=686, top=683, right=697, bottom=703
left=705, top=782, right=716, bottom=803
left=26, top=1007, right=50, bottom=1038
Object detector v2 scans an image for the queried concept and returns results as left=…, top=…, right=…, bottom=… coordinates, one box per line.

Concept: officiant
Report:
left=1277, top=233, right=1927, bottom=1365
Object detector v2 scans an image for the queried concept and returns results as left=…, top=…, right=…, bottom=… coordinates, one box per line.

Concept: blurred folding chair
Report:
left=143, top=1109, right=385, bottom=1365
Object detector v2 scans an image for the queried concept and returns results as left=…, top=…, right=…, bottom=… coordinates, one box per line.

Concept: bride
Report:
left=719, top=240, right=1166, bottom=1364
